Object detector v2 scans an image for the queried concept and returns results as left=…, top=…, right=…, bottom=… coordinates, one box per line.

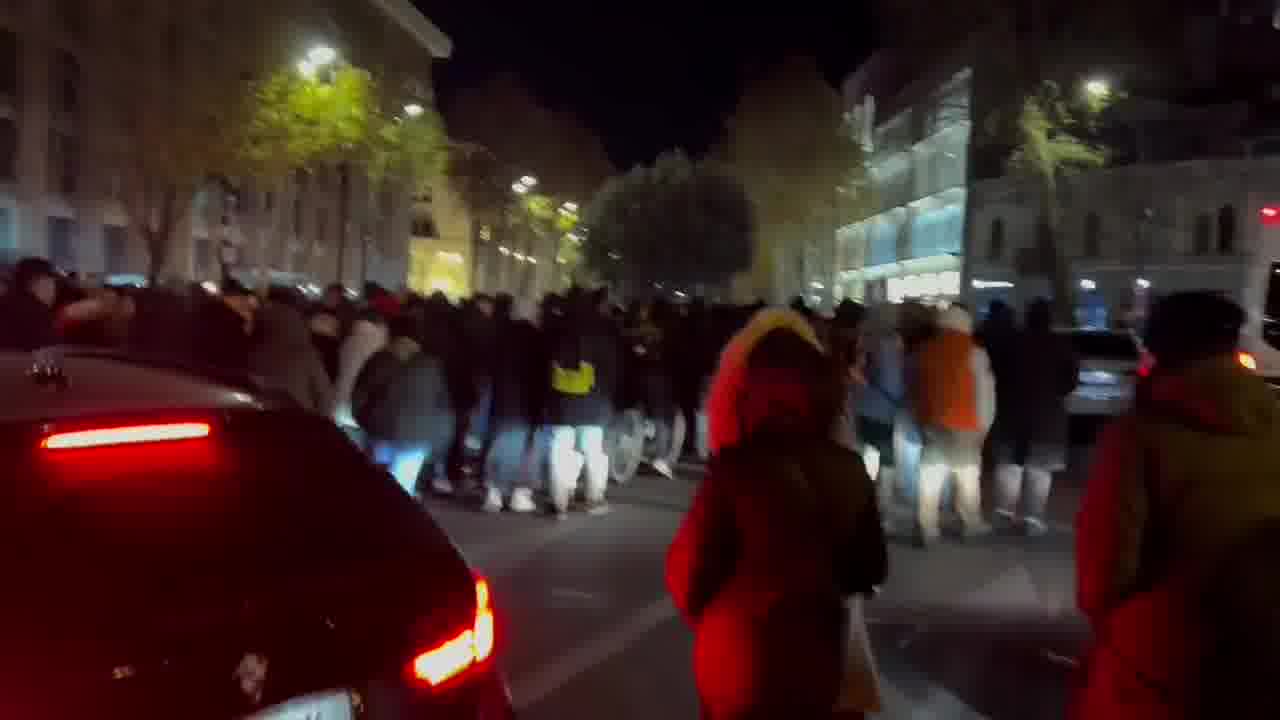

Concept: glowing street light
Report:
left=512, top=182, right=529, bottom=194
left=562, top=201, right=579, bottom=213
left=308, top=45, right=338, bottom=66
left=404, top=103, right=425, bottom=118
left=297, top=59, right=317, bottom=78
left=520, top=175, right=538, bottom=187
left=1084, top=78, right=1110, bottom=98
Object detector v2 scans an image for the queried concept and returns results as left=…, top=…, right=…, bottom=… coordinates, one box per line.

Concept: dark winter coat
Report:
left=490, top=317, right=539, bottom=427
left=248, top=303, right=334, bottom=414
left=352, top=336, right=453, bottom=449
left=1075, top=356, right=1280, bottom=719
left=192, top=296, right=253, bottom=373
left=544, top=314, right=619, bottom=427
left=990, top=329, right=1078, bottom=466
left=671, top=309, right=887, bottom=720
left=0, top=291, right=57, bottom=351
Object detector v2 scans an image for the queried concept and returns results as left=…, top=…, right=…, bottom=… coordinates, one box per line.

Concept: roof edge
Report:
left=367, top=0, right=453, bottom=58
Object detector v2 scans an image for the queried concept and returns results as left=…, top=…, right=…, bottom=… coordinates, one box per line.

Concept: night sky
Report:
left=418, top=2, right=878, bottom=169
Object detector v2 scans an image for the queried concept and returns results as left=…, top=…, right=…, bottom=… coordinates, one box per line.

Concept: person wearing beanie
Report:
left=910, top=304, right=996, bottom=546
left=1075, top=291, right=1280, bottom=718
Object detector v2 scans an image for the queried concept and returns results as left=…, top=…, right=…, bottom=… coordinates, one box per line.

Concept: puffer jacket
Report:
left=332, top=316, right=388, bottom=427
left=911, top=306, right=995, bottom=433
left=672, top=310, right=887, bottom=720
left=352, top=336, right=453, bottom=449
left=248, top=303, right=333, bottom=414
left=1074, top=355, right=1280, bottom=719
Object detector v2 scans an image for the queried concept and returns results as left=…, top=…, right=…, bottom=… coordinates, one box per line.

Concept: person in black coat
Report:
left=481, top=295, right=540, bottom=513
left=545, top=288, right=621, bottom=517
left=991, top=298, right=1079, bottom=535
left=0, top=257, right=59, bottom=351
left=353, top=313, right=454, bottom=497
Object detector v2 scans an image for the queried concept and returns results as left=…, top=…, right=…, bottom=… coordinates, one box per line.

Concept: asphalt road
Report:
left=425, top=462, right=1088, bottom=720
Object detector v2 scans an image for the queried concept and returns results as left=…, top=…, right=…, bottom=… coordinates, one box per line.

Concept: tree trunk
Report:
left=336, top=163, right=350, bottom=287
left=1039, top=185, right=1074, bottom=324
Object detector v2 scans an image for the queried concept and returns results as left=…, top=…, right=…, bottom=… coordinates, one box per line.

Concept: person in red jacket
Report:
left=667, top=308, right=887, bottom=720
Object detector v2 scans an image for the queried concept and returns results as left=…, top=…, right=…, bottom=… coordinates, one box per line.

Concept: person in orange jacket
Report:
left=910, top=304, right=995, bottom=546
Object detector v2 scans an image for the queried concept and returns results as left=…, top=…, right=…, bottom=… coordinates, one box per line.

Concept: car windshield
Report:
left=1066, top=332, right=1138, bottom=361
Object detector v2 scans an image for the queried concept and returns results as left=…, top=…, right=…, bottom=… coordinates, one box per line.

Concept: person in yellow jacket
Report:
left=910, top=304, right=996, bottom=546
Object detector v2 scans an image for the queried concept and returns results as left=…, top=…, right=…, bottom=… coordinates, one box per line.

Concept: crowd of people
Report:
left=0, top=254, right=1087, bottom=536
left=6, top=254, right=1280, bottom=716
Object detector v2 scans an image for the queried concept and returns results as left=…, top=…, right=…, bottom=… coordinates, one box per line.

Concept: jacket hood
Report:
left=1139, top=355, right=1277, bottom=436
left=705, top=307, right=823, bottom=454
left=938, top=305, right=973, bottom=335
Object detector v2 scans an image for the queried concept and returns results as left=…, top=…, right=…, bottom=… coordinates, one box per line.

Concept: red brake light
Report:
left=41, top=422, right=212, bottom=450
left=411, top=578, right=495, bottom=687
left=1239, top=351, right=1258, bottom=371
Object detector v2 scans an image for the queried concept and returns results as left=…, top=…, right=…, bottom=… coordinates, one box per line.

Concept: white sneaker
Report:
left=652, top=459, right=674, bottom=479
left=482, top=487, right=503, bottom=513
left=508, top=488, right=537, bottom=514
left=431, top=477, right=454, bottom=496
left=1024, top=516, right=1050, bottom=537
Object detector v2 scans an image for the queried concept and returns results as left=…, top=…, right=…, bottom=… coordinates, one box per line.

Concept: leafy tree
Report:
left=445, top=75, right=613, bottom=294
left=585, top=150, right=754, bottom=295
left=101, top=0, right=303, bottom=281
left=721, top=56, right=869, bottom=303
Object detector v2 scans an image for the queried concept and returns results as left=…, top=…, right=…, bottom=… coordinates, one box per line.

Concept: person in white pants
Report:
left=548, top=425, right=609, bottom=518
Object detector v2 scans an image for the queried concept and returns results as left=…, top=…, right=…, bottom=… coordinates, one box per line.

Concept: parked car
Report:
left=1058, top=329, right=1145, bottom=417
left=1, top=347, right=515, bottom=719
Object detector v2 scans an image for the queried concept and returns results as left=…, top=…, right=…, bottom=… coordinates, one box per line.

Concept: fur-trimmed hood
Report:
left=704, top=308, right=824, bottom=454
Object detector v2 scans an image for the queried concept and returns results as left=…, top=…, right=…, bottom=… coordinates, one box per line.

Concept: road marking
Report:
left=460, top=518, right=588, bottom=577
left=508, top=596, right=677, bottom=709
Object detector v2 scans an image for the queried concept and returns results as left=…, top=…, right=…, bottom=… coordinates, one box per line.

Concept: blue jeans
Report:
left=371, top=439, right=431, bottom=496
left=487, top=424, right=531, bottom=493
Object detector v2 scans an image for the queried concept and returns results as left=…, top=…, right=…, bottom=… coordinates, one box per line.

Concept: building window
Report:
left=1218, top=204, right=1237, bottom=254
left=103, top=225, right=127, bottom=274
left=988, top=217, right=1005, bottom=260
left=0, top=117, right=15, bottom=179
left=0, top=29, right=17, bottom=100
left=1083, top=211, right=1102, bottom=258
left=48, top=130, right=77, bottom=195
left=52, top=50, right=78, bottom=115
left=47, top=217, right=75, bottom=269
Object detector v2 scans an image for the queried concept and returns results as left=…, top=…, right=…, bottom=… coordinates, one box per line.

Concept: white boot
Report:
left=508, top=487, right=537, bottom=514
left=549, top=449, right=584, bottom=516
left=482, top=486, right=503, bottom=513
left=583, top=449, right=610, bottom=514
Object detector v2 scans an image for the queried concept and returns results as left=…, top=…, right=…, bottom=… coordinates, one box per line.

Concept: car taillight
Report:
left=411, top=578, right=495, bottom=687
left=41, top=422, right=212, bottom=450
left=1138, top=350, right=1155, bottom=378
left=1239, top=351, right=1258, bottom=371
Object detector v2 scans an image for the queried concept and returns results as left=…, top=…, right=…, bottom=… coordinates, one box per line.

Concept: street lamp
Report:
left=299, top=45, right=338, bottom=80
left=520, top=175, right=538, bottom=187
left=1084, top=78, right=1110, bottom=99
left=511, top=182, right=529, bottom=195
left=308, top=45, right=337, bottom=66
left=562, top=201, right=578, bottom=213
left=404, top=103, right=425, bottom=118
